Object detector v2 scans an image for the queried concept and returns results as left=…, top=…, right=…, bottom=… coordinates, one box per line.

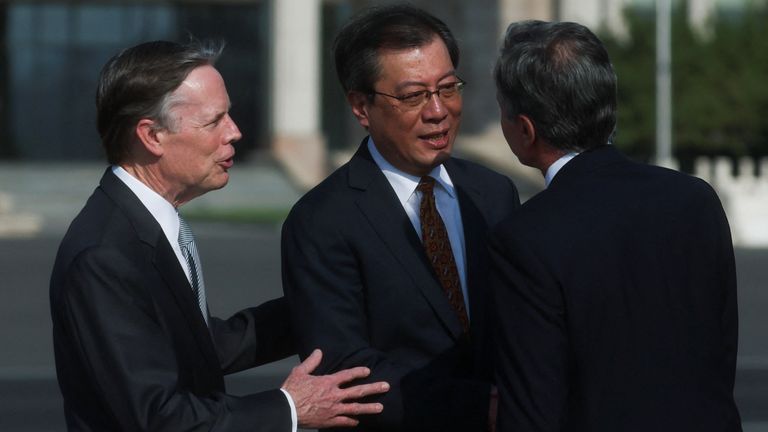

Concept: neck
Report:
left=536, top=150, right=567, bottom=177
left=120, top=163, right=186, bottom=208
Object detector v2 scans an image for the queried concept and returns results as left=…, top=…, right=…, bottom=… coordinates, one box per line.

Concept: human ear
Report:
left=518, top=115, right=536, bottom=146
left=135, top=119, right=164, bottom=157
left=347, top=91, right=371, bottom=129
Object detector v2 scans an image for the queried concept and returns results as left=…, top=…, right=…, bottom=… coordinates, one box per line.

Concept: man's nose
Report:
left=421, top=93, right=448, bottom=122
left=226, top=115, right=242, bottom=143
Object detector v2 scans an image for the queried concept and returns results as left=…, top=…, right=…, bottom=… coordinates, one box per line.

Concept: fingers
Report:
left=294, top=348, right=322, bottom=375
left=299, top=414, right=361, bottom=429
left=330, top=401, right=384, bottom=418
left=322, top=416, right=360, bottom=428
left=330, top=365, right=371, bottom=384
left=296, top=401, right=384, bottom=429
left=340, top=381, right=390, bottom=400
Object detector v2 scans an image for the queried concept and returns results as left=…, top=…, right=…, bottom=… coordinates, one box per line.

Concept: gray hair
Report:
left=96, top=39, right=224, bottom=164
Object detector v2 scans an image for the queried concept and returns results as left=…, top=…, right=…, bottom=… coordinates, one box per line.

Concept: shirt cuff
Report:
left=279, top=388, right=298, bottom=432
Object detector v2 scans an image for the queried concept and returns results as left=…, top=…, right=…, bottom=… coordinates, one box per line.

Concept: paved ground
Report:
left=0, top=160, right=765, bottom=430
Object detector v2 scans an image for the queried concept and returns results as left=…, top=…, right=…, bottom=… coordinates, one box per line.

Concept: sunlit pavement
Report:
left=0, top=225, right=765, bottom=431
left=0, top=160, right=764, bottom=431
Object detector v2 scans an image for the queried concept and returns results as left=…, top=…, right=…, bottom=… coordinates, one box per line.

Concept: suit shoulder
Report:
left=53, top=188, right=147, bottom=278
left=447, top=157, right=519, bottom=199
left=284, top=162, right=356, bottom=222
left=638, top=163, right=722, bottom=203
left=448, top=157, right=512, bottom=182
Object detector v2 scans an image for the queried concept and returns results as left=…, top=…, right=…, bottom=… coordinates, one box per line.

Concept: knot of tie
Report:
left=178, top=217, right=195, bottom=250
left=417, top=176, right=436, bottom=194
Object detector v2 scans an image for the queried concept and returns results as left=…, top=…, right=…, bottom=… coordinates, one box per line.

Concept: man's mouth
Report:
left=419, top=131, right=450, bottom=147
left=219, top=156, right=235, bottom=170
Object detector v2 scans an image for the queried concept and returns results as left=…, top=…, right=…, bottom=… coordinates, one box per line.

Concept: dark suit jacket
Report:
left=490, top=145, right=741, bottom=432
left=281, top=140, right=520, bottom=431
left=50, top=169, right=295, bottom=432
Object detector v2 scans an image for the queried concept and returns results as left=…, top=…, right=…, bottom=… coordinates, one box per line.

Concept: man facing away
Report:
left=281, top=5, right=520, bottom=432
left=50, top=40, right=388, bottom=432
left=490, top=20, right=742, bottom=432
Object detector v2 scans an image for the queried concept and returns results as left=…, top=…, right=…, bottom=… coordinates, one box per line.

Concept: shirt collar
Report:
left=366, top=137, right=455, bottom=206
left=545, top=151, right=579, bottom=187
left=112, top=165, right=181, bottom=241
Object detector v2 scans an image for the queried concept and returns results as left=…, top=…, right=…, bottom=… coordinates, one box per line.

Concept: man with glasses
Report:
left=282, top=5, right=520, bottom=431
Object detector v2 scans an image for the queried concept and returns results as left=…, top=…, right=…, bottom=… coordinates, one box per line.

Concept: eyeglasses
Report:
left=371, top=80, right=466, bottom=110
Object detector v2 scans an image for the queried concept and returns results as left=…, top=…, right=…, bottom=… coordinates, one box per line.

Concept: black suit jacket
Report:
left=50, top=169, right=295, bottom=431
left=281, top=140, right=520, bottom=431
left=490, top=145, right=741, bottom=431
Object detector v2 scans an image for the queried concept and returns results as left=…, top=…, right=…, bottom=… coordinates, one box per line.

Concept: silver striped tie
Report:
left=178, top=214, right=209, bottom=325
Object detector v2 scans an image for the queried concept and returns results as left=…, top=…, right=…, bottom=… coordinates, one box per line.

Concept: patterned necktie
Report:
left=417, top=176, right=469, bottom=333
left=178, top=214, right=209, bottom=325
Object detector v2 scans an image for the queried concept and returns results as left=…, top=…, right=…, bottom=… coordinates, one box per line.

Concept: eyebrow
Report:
left=393, top=71, right=459, bottom=92
left=205, top=103, right=232, bottom=125
left=209, top=112, right=226, bottom=124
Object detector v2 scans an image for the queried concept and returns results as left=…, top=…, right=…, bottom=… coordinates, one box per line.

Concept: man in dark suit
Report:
left=490, top=20, right=741, bottom=432
left=50, top=40, right=389, bottom=432
left=281, top=5, right=520, bottom=432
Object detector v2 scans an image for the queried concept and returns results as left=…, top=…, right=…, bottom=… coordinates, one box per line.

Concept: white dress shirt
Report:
left=112, top=166, right=298, bottom=432
left=367, top=138, right=470, bottom=316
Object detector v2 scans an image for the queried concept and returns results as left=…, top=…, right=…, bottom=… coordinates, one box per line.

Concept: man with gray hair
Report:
left=490, top=20, right=741, bottom=431
left=50, top=40, right=388, bottom=432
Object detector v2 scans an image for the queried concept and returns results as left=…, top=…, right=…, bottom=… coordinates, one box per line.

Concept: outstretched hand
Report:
left=281, top=349, right=390, bottom=429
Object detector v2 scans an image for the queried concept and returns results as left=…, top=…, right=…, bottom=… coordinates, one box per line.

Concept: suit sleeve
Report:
left=281, top=205, right=491, bottom=431
left=58, top=245, right=292, bottom=432
left=489, top=228, right=569, bottom=432
left=210, top=297, right=295, bottom=375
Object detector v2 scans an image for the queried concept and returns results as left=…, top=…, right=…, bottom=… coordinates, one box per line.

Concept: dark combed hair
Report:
left=333, top=4, right=459, bottom=95
left=494, top=20, right=617, bottom=152
left=96, top=39, right=224, bottom=164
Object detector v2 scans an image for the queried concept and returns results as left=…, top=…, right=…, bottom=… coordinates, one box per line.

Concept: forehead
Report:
left=170, top=65, right=230, bottom=119
left=176, top=65, right=229, bottom=104
left=374, top=37, right=455, bottom=87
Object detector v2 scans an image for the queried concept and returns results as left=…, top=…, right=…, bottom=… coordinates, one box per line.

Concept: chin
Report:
left=433, top=150, right=452, bottom=165
left=209, top=174, right=230, bottom=191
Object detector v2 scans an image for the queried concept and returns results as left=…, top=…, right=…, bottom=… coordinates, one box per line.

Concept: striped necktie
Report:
left=178, top=214, right=209, bottom=325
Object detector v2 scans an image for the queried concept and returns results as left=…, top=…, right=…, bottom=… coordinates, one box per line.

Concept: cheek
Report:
left=448, top=102, right=462, bottom=118
left=203, top=138, right=223, bottom=158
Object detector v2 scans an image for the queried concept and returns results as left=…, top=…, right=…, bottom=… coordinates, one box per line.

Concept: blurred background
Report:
left=0, top=0, right=766, bottom=430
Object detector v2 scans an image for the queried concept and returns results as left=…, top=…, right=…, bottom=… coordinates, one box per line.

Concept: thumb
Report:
left=295, top=349, right=323, bottom=375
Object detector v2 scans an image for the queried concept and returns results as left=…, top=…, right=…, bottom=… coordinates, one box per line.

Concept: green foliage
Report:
left=599, top=4, right=768, bottom=168
left=182, top=207, right=290, bottom=225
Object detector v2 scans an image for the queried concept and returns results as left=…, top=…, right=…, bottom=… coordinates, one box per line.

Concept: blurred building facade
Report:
left=0, top=0, right=754, bottom=179
left=2, top=0, right=765, bottom=244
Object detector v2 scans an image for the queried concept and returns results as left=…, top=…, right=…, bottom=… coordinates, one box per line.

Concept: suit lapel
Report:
left=99, top=169, right=222, bottom=373
left=349, top=142, right=464, bottom=339
left=152, top=240, right=222, bottom=372
left=445, top=160, right=489, bottom=336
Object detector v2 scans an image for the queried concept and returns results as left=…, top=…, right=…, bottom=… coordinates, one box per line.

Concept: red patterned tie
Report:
left=417, top=176, right=469, bottom=333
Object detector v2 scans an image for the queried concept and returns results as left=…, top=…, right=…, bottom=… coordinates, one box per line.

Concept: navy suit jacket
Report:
left=50, top=169, right=295, bottom=431
left=282, top=139, right=520, bottom=431
left=491, top=145, right=741, bottom=431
